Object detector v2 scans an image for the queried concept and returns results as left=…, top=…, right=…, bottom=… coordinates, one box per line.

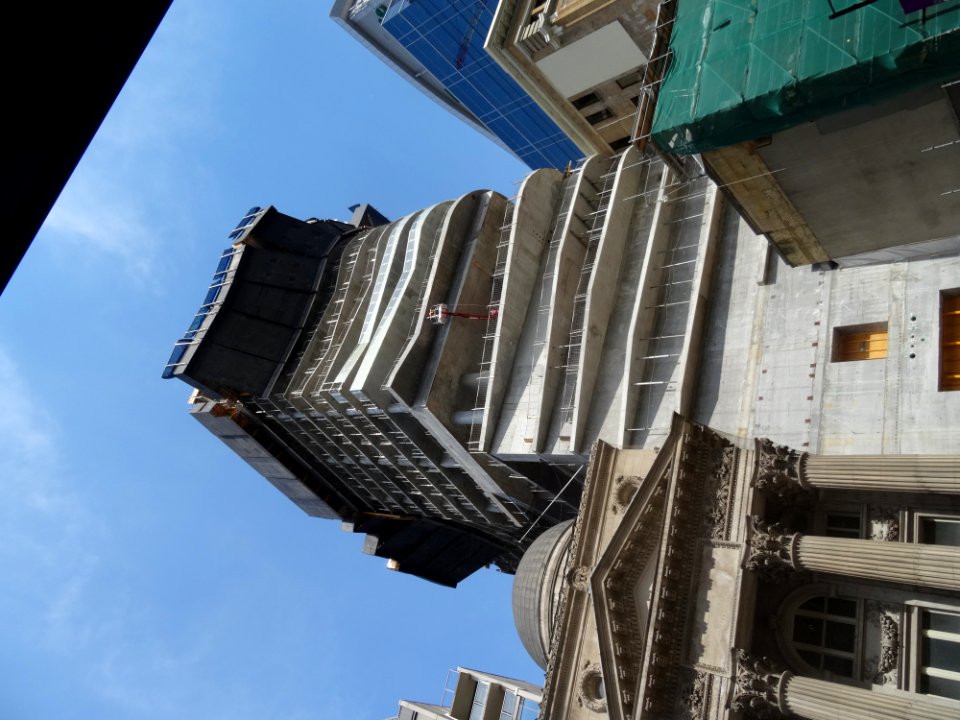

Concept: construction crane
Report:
left=454, top=1, right=486, bottom=69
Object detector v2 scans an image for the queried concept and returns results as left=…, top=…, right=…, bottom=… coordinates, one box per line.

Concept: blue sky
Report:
left=0, top=2, right=543, bottom=718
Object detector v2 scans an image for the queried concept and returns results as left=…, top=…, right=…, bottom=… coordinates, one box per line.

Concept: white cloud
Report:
left=38, top=1, right=226, bottom=287
left=42, top=181, right=160, bottom=283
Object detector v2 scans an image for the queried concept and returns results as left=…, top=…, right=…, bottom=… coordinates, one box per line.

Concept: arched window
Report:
left=777, top=585, right=862, bottom=681
left=790, top=595, right=860, bottom=678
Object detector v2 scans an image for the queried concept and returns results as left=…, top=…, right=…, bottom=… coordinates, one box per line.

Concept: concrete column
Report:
left=746, top=518, right=960, bottom=591
left=733, top=652, right=960, bottom=720
left=783, top=674, right=960, bottom=720
left=755, top=438, right=960, bottom=498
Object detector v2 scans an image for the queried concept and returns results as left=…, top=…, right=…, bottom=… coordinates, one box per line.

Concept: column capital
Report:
left=732, top=650, right=790, bottom=719
left=745, top=516, right=800, bottom=582
left=754, top=438, right=811, bottom=503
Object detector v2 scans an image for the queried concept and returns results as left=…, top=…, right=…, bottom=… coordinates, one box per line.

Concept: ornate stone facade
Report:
left=518, top=418, right=960, bottom=720
left=731, top=652, right=788, bottom=720
left=745, top=517, right=799, bottom=583
left=864, top=603, right=900, bottom=686
left=753, top=439, right=810, bottom=504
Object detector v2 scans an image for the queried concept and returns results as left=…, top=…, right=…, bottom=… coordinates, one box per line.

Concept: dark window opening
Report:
left=571, top=91, right=601, bottom=110
left=616, top=68, right=643, bottom=89
left=585, top=107, right=613, bottom=125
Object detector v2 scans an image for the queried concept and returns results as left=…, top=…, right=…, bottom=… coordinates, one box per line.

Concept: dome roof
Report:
left=512, top=520, right=574, bottom=670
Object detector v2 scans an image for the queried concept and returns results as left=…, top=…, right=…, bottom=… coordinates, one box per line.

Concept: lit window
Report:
left=941, top=291, right=960, bottom=391
left=919, top=610, right=960, bottom=700
left=791, top=596, right=859, bottom=678
left=832, top=323, right=888, bottom=362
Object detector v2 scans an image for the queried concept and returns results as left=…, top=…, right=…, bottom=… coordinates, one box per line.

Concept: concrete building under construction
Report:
left=163, top=143, right=960, bottom=587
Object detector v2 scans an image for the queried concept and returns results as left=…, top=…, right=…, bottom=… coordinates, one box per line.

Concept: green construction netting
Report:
left=650, top=0, right=960, bottom=155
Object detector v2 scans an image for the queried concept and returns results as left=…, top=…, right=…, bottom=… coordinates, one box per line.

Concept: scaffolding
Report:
left=468, top=197, right=516, bottom=453
left=555, top=157, right=618, bottom=445
left=626, top=175, right=708, bottom=445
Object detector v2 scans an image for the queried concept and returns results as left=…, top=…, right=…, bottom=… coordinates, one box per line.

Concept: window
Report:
left=499, top=689, right=517, bottom=720
left=941, top=291, right=960, bottom=390
left=919, top=517, right=960, bottom=546
left=609, top=135, right=632, bottom=152
left=791, top=596, right=860, bottom=678
left=571, top=91, right=600, bottom=110
left=615, top=68, right=643, bottom=89
left=469, top=682, right=489, bottom=720
left=518, top=699, right=539, bottom=720
left=919, top=609, right=960, bottom=700
left=832, top=322, right=888, bottom=362
left=584, top=107, right=613, bottom=125
left=824, top=511, right=862, bottom=538
left=498, top=690, right=539, bottom=720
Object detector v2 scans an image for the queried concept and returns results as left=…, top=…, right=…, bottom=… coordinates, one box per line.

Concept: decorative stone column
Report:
left=746, top=517, right=960, bottom=591
left=733, top=651, right=960, bottom=720
left=783, top=674, right=960, bottom=720
left=802, top=454, right=959, bottom=493
left=731, top=652, right=788, bottom=720
left=755, top=439, right=960, bottom=497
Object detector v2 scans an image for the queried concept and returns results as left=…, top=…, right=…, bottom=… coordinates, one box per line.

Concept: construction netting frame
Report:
left=650, top=0, right=960, bottom=155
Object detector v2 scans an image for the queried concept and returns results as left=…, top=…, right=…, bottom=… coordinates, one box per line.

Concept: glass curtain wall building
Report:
left=377, top=0, right=583, bottom=169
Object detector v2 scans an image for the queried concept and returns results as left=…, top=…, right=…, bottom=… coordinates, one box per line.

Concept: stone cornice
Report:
left=591, top=471, right=670, bottom=720
left=540, top=418, right=744, bottom=720
left=539, top=440, right=618, bottom=719
left=635, top=419, right=735, bottom=719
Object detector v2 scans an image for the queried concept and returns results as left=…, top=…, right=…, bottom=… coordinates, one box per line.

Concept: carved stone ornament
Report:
left=731, top=651, right=789, bottom=720
left=869, top=506, right=900, bottom=542
left=577, top=663, right=608, bottom=714
left=677, top=668, right=708, bottom=720
left=754, top=438, right=810, bottom=503
left=745, top=517, right=799, bottom=583
left=706, top=445, right=737, bottom=540
left=569, top=565, right=591, bottom=592
left=612, top=475, right=641, bottom=514
left=865, top=602, right=901, bottom=684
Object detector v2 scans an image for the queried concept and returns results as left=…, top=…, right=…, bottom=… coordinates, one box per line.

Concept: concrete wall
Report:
left=350, top=201, right=451, bottom=403
left=480, top=168, right=564, bottom=452
left=695, top=224, right=960, bottom=455
left=571, top=146, right=645, bottom=450
left=536, top=156, right=606, bottom=452
left=581, top=158, right=660, bottom=450
left=758, top=88, right=960, bottom=260
left=492, top=171, right=578, bottom=461
left=387, top=192, right=491, bottom=405
left=329, top=212, right=418, bottom=400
